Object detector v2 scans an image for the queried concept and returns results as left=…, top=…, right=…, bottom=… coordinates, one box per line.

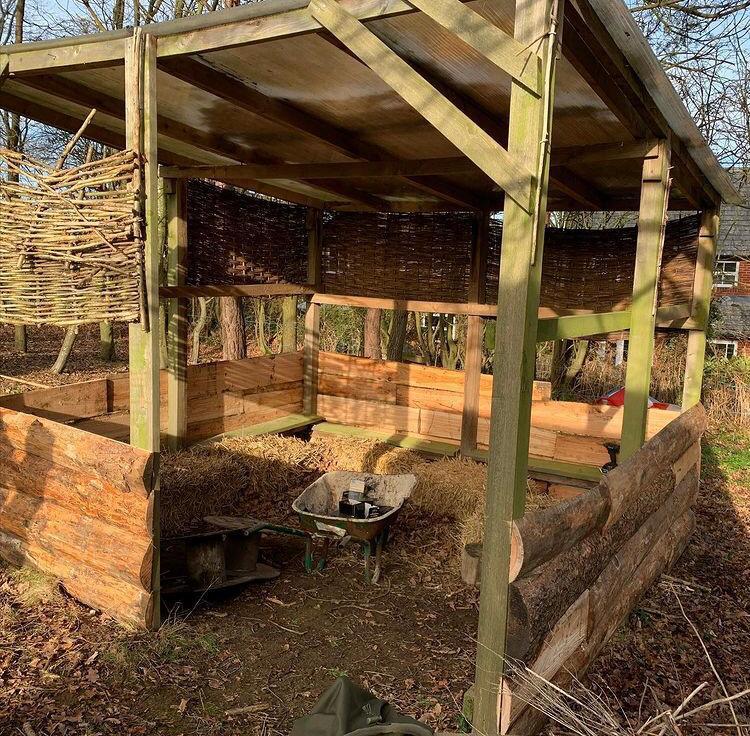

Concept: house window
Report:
left=709, top=339, right=738, bottom=359
left=714, top=258, right=740, bottom=288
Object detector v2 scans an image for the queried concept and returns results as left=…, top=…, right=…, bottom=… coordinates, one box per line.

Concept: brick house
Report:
left=712, top=174, right=750, bottom=358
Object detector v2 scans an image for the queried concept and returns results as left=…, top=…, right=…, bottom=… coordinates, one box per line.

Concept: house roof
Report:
left=718, top=174, right=750, bottom=259
left=0, top=0, right=741, bottom=212
left=713, top=296, right=750, bottom=340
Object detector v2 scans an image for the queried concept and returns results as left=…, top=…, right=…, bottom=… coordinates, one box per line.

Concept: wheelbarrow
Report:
left=292, top=471, right=417, bottom=583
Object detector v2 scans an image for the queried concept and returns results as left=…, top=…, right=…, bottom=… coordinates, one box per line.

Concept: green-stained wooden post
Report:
left=303, top=208, right=322, bottom=416
left=126, top=29, right=161, bottom=628
left=682, top=209, right=720, bottom=409
left=620, top=140, right=671, bottom=460
left=461, top=211, right=489, bottom=456
left=166, top=178, right=188, bottom=449
left=473, top=0, right=560, bottom=733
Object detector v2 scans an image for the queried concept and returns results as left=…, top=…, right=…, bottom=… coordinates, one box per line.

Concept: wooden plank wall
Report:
left=0, top=353, right=305, bottom=444
left=316, top=352, right=678, bottom=467
left=0, top=406, right=156, bottom=628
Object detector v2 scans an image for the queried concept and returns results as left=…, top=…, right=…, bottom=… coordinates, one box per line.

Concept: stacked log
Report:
left=0, top=406, right=156, bottom=628
left=462, top=404, right=707, bottom=735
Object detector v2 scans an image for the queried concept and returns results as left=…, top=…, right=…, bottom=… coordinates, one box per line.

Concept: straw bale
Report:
left=310, top=434, right=423, bottom=474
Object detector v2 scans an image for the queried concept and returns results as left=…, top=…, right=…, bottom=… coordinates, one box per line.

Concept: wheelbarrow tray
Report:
left=292, top=471, right=417, bottom=541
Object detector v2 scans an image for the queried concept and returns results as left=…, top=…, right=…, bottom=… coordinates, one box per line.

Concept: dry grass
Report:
left=310, top=433, right=423, bottom=474
left=542, top=335, right=750, bottom=428
left=161, top=433, right=560, bottom=551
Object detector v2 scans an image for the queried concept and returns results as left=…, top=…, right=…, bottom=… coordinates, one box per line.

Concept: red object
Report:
left=595, top=386, right=671, bottom=410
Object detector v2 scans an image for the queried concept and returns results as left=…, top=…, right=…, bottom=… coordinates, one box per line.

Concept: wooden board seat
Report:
left=199, top=413, right=322, bottom=444
left=312, top=421, right=460, bottom=457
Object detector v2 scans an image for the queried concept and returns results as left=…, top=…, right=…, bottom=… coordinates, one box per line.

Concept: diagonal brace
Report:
left=309, top=0, right=535, bottom=212
left=406, top=0, right=542, bottom=96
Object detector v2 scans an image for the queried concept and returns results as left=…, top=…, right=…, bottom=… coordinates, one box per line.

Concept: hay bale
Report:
left=410, top=457, right=486, bottom=520
left=310, top=434, right=423, bottom=474
left=161, top=447, right=251, bottom=537
left=457, top=479, right=558, bottom=550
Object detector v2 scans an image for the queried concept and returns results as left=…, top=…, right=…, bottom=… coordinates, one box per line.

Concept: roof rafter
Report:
left=159, top=54, right=490, bottom=210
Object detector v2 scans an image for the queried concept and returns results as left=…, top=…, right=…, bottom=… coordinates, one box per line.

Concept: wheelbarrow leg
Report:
left=317, top=538, right=331, bottom=572
left=304, top=535, right=314, bottom=573
left=363, top=540, right=373, bottom=583
left=371, top=532, right=385, bottom=584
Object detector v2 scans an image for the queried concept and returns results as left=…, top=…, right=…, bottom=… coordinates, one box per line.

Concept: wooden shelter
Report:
left=0, top=1, right=741, bottom=734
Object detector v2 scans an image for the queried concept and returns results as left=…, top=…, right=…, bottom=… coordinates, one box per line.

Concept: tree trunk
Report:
left=220, top=297, right=246, bottom=360
left=564, top=340, right=589, bottom=386
left=363, top=308, right=381, bottom=359
left=14, top=326, right=27, bottom=353
left=281, top=296, right=298, bottom=352
left=190, top=297, right=208, bottom=364
left=255, top=300, right=271, bottom=355
left=386, top=309, right=408, bottom=361
left=51, top=326, right=78, bottom=374
left=100, top=322, right=115, bottom=361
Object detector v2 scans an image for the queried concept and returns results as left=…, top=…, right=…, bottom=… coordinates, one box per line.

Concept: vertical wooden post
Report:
left=126, top=29, right=161, bottom=628
left=682, top=209, right=720, bottom=409
left=620, top=140, right=671, bottom=460
left=166, top=178, right=188, bottom=449
left=303, top=208, right=322, bottom=416
left=473, top=1, right=560, bottom=733
left=461, top=211, right=489, bottom=456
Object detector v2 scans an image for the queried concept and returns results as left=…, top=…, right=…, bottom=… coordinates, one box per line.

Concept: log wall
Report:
left=0, top=406, right=156, bottom=628
left=316, top=352, right=678, bottom=468
left=466, top=404, right=707, bottom=735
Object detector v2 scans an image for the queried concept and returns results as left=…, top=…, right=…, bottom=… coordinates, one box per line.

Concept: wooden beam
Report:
left=537, top=310, right=631, bottom=342
left=165, top=179, right=188, bottom=451
left=6, top=35, right=127, bottom=75
left=620, top=139, right=671, bottom=460
left=159, top=283, right=315, bottom=299
left=312, top=293, right=499, bottom=316
left=682, top=209, right=720, bottom=410
left=160, top=157, right=477, bottom=180
left=154, top=0, right=436, bottom=58
left=473, top=0, right=560, bottom=728
left=406, top=0, right=541, bottom=95
left=552, top=139, right=657, bottom=166
left=309, top=0, right=534, bottom=211
left=125, top=30, right=161, bottom=629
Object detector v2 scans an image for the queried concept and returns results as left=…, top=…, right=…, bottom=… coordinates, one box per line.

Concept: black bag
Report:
left=290, top=676, right=433, bottom=736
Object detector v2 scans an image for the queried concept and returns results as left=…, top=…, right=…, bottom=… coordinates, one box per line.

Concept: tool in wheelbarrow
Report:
left=293, top=471, right=417, bottom=583
left=291, top=676, right=432, bottom=736
left=161, top=515, right=314, bottom=595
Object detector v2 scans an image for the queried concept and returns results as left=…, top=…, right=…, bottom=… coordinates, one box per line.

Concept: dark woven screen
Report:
left=486, top=213, right=700, bottom=311
left=321, top=211, right=475, bottom=301
left=186, top=180, right=308, bottom=286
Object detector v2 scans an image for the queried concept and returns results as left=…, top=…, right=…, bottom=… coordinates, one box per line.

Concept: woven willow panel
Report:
left=0, top=148, right=142, bottom=326
left=186, top=180, right=308, bottom=286
left=486, top=214, right=700, bottom=311
left=321, top=211, right=475, bottom=301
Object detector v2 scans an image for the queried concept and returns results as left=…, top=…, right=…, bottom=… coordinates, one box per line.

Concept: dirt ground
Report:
left=1, top=327, right=749, bottom=735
